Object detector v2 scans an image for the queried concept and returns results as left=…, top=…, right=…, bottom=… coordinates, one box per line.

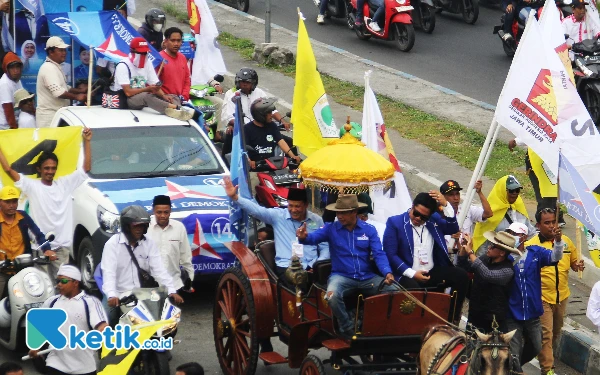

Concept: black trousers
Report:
left=399, top=266, right=469, bottom=323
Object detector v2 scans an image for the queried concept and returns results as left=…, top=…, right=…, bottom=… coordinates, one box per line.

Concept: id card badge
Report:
left=418, top=249, right=429, bottom=265
left=292, top=238, right=304, bottom=258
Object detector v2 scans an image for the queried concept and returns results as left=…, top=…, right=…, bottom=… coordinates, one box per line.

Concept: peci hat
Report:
left=45, top=36, right=70, bottom=50
left=0, top=186, right=20, bottom=200
left=13, top=89, right=34, bottom=107
left=506, top=175, right=522, bottom=190
left=325, top=194, right=367, bottom=212
left=483, top=230, right=523, bottom=256
left=357, top=192, right=373, bottom=215
left=287, top=188, right=308, bottom=203
left=130, top=37, right=150, bottom=53
left=440, top=180, right=462, bottom=195
left=507, top=222, right=529, bottom=236
left=152, top=194, right=171, bottom=206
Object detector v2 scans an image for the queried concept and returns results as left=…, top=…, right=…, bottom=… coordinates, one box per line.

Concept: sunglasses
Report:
left=507, top=188, right=521, bottom=194
left=412, top=207, right=431, bottom=221
left=56, top=278, right=72, bottom=285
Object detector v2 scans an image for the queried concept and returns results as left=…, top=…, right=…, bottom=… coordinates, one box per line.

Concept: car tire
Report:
left=77, top=237, right=98, bottom=293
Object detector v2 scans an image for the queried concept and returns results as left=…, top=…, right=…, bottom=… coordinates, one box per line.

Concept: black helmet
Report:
left=120, top=205, right=151, bottom=237
left=250, top=97, right=277, bottom=124
left=235, top=68, right=258, bottom=91
left=145, top=8, right=166, bottom=33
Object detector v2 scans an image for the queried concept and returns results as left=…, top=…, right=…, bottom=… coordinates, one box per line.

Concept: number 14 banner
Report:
left=0, top=128, right=82, bottom=188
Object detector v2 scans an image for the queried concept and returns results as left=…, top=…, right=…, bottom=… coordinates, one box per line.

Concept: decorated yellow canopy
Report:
left=299, top=129, right=395, bottom=193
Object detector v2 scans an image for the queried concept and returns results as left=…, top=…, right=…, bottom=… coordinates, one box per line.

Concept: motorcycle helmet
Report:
left=339, top=122, right=362, bottom=140
left=145, top=8, right=166, bottom=33
left=235, top=68, right=258, bottom=91
left=0, top=297, right=10, bottom=328
left=250, top=97, right=278, bottom=124
left=120, top=205, right=151, bottom=239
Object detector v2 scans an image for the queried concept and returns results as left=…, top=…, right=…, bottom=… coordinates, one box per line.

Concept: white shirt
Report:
left=444, top=204, right=485, bottom=250
left=15, top=167, right=88, bottom=249
left=43, top=291, right=107, bottom=374
left=100, top=233, right=178, bottom=298
left=587, top=281, right=600, bottom=333
left=110, top=59, right=159, bottom=92
left=404, top=204, right=455, bottom=278
left=148, top=218, right=194, bottom=291
left=36, top=58, right=71, bottom=128
left=222, top=87, right=277, bottom=125
left=563, top=14, right=600, bottom=46
left=0, top=74, right=22, bottom=129
left=17, top=111, right=36, bottom=128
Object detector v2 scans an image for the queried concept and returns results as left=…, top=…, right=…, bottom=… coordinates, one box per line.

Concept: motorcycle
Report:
left=188, top=76, right=225, bottom=141
left=215, top=0, right=249, bottom=12
left=347, top=0, right=416, bottom=52
left=412, top=0, right=437, bottom=33
left=0, top=234, right=55, bottom=351
left=118, top=287, right=182, bottom=375
left=573, top=39, right=600, bottom=127
left=313, top=0, right=348, bottom=19
left=433, top=0, right=479, bottom=24
left=493, top=6, right=543, bottom=57
left=254, top=153, right=303, bottom=208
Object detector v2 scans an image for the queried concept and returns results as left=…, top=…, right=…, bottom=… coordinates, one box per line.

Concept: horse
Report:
left=417, top=324, right=516, bottom=375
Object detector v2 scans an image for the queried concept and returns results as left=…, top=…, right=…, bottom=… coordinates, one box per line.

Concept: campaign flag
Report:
left=189, top=0, right=226, bottom=85
left=46, top=11, right=162, bottom=68
left=539, top=0, right=574, bottom=83
left=291, top=11, right=338, bottom=157
left=362, top=71, right=411, bottom=222
left=20, top=0, right=45, bottom=22
left=229, top=97, right=251, bottom=245
left=187, top=0, right=201, bottom=35
left=494, top=16, right=599, bottom=177
left=0, top=127, right=81, bottom=188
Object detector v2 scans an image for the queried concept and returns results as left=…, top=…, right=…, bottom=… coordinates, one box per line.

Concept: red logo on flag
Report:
left=526, top=69, right=558, bottom=125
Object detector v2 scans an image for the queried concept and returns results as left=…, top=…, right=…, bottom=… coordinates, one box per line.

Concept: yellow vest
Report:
left=524, top=235, right=577, bottom=304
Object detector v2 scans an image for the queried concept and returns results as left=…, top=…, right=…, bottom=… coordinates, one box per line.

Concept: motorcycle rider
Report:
left=0, top=186, right=50, bottom=298
left=562, top=0, right=600, bottom=47
left=245, top=97, right=301, bottom=170
left=138, top=8, right=166, bottom=50
left=100, top=205, right=183, bottom=326
left=367, top=0, right=385, bottom=32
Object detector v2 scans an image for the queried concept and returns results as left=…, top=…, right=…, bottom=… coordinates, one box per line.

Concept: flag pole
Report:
left=87, top=45, right=93, bottom=107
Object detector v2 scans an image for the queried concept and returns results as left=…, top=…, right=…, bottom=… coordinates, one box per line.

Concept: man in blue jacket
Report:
left=296, top=194, right=395, bottom=339
left=506, top=217, right=564, bottom=373
left=383, top=191, right=468, bottom=324
left=0, top=186, right=50, bottom=298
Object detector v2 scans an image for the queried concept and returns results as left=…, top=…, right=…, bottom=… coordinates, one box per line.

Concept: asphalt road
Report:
left=237, top=0, right=512, bottom=106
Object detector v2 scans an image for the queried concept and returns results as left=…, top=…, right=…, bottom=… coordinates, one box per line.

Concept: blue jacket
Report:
left=508, top=245, right=556, bottom=321
left=0, top=210, right=50, bottom=256
left=383, top=210, right=459, bottom=279
left=300, top=220, right=391, bottom=280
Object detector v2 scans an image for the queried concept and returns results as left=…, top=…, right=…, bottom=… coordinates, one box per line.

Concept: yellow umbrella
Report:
left=299, top=126, right=395, bottom=194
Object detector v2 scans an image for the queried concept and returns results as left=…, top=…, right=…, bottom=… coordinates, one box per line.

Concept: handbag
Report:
left=125, top=243, right=159, bottom=288
left=102, top=61, right=130, bottom=109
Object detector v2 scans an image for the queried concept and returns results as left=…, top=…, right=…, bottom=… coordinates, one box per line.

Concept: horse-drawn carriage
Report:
left=212, top=240, right=460, bottom=374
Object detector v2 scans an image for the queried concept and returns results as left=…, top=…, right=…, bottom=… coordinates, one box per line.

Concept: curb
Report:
left=557, top=318, right=600, bottom=375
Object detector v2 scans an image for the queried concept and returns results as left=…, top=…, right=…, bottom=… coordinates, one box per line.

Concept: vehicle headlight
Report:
left=396, top=0, right=407, bottom=4
left=23, top=273, right=44, bottom=297
left=272, top=194, right=288, bottom=207
left=97, top=206, right=121, bottom=233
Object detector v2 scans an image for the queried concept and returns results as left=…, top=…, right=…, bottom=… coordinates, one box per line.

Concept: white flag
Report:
left=539, top=0, right=573, bottom=81
left=494, top=16, right=598, bottom=176
left=191, top=0, right=227, bottom=85
left=362, top=71, right=412, bottom=222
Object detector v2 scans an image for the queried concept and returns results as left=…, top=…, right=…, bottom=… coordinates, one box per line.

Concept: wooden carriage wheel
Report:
left=299, top=354, right=327, bottom=375
left=213, top=267, right=259, bottom=375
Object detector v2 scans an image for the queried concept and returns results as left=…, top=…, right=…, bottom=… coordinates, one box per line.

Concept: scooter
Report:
left=313, top=0, right=349, bottom=19
left=118, top=287, right=182, bottom=375
left=0, top=234, right=55, bottom=351
left=347, top=0, right=416, bottom=52
left=188, top=76, right=225, bottom=141
left=573, top=39, right=600, bottom=128
left=493, top=6, right=543, bottom=57
left=254, top=153, right=303, bottom=208
left=433, top=0, right=479, bottom=24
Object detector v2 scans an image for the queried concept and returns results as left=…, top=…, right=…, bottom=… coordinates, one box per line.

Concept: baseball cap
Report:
left=507, top=222, right=528, bottom=236
left=506, top=175, right=522, bottom=190
left=130, top=37, right=150, bottom=53
left=45, top=36, right=70, bottom=50
left=440, top=180, right=462, bottom=195
left=572, top=0, right=589, bottom=7
left=13, top=89, right=34, bottom=107
left=0, top=186, right=20, bottom=200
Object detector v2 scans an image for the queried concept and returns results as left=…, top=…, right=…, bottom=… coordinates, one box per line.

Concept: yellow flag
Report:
left=291, top=11, right=338, bottom=156
left=98, top=320, right=174, bottom=375
left=528, top=149, right=557, bottom=198
left=0, top=127, right=82, bottom=187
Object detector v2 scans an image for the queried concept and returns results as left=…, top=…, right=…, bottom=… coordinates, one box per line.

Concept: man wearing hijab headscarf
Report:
left=472, top=175, right=536, bottom=254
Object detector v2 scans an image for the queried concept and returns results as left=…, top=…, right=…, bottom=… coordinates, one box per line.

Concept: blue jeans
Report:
left=371, top=0, right=385, bottom=26
left=506, top=317, right=543, bottom=372
left=356, top=0, right=365, bottom=23
left=319, top=0, right=328, bottom=15
left=518, top=6, right=534, bottom=24
left=326, top=274, right=397, bottom=334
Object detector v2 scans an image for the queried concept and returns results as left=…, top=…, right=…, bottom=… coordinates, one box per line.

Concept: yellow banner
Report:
left=291, top=13, right=339, bottom=157
left=528, top=149, right=557, bottom=198
left=0, top=127, right=82, bottom=187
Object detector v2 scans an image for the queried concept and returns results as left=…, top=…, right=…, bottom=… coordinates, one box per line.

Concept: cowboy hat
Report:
left=325, top=194, right=367, bottom=212
left=483, top=230, right=522, bottom=256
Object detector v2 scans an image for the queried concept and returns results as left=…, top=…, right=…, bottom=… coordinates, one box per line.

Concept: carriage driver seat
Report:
left=255, top=240, right=277, bottom=278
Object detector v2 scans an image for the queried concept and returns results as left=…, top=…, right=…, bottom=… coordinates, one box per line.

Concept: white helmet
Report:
left=0, top=297, right=11, bottom=328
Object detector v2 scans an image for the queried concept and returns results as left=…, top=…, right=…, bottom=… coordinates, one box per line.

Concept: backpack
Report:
left=102, top=61, right=131, bottom=109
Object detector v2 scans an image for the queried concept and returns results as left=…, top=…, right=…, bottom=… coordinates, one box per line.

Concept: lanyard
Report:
left=413, top=225, right=425, bottom=244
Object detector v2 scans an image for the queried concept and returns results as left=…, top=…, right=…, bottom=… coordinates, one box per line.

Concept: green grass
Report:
left=163, top=2, right=189, bottom=24
left=216, top=32, right=533, bottom=199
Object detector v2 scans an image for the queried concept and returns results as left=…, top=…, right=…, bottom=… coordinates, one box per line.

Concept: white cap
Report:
left=45, top=36, right=70, bottom=50
left=507, top=222, right=528, bottom=236
left=57, top=264, right=82, bottom=281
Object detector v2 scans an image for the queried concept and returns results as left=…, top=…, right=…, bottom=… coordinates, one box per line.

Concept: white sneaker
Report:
left=317, top=14, right=325, bottom=24
left=165, top=107, right=194, bottom=121
left=369, top=21, right=381, bottom=32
